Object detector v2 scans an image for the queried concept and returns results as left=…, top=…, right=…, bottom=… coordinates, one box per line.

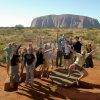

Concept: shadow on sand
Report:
left=16, top=78, right=100, bottom=100
left=17, top=80, right=66, bottom=100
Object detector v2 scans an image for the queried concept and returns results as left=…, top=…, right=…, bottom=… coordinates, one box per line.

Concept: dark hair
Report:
left=75, top=36, right=79, bottom=40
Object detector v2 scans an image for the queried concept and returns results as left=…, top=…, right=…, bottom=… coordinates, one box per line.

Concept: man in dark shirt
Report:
left=35, top=48, right=44, bottom=68
left=24, top=43, right=37, bottom=86
left=24, top=53, right=35, bottom=66
left=73, top=36, right=82, bottom=53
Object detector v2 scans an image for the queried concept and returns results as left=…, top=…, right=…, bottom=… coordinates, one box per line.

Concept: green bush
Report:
left=0, top=54, right=6, bottom=63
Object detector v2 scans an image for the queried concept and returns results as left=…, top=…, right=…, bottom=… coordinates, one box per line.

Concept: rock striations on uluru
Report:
left=31, top=14, right=100, bottom=28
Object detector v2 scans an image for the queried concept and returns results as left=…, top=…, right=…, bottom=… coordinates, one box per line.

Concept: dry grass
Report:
left=0, top=27, right=100, bottom=62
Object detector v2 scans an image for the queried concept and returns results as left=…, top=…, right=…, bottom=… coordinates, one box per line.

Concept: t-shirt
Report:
left=24, top=53, right=35, bottom=65
left=4, top=47, right=12, bottom=61
left=36, top=51, right=44, bottom=67
left=11, top=54, right=20, bottom=66
left=73, top=41, right=82, bottom=53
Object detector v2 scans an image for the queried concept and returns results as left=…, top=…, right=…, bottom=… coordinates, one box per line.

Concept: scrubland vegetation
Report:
left=0, top=27, right=100, bottom=62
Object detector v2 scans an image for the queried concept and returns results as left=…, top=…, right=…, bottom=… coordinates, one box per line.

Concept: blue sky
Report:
left=0, top=0, right=100, bottom=27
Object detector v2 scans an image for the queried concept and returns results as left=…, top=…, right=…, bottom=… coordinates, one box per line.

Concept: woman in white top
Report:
left=68, top=49, right=95, bottom=79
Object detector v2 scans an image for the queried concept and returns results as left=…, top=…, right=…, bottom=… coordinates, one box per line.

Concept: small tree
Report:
left=15, top=24, right=24, bottom=30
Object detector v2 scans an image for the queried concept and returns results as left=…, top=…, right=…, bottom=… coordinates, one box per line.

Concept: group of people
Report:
left=56, top=35, right=95, bottom=77
left=56, top=35, right=94, bottom=68
left=4, top=35, right=95, bottom=89
left=4, top=41, right=54, bottom=88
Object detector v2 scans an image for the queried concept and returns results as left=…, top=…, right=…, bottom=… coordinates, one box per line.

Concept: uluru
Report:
left=31, top=14, right=100, bottom=28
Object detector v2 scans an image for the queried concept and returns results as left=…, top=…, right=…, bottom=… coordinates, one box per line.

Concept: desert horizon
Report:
left=0, top=0, right=100, bottom=100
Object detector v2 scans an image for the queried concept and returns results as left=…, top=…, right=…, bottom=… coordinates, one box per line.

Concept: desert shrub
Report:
left=15, top=24, right=24, bottom=30
left=0, top=54, right=6, bottom=63
left=0, top=27, right=100, bottom=63
left=43, top=30, right=50, bottom=36
left=93, top=36, right=99, bottom=44
left=0, top=43, right=5, bottom=53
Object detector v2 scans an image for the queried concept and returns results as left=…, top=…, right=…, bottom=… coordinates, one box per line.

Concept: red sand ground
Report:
left=0, top=60, right=100, bottom=100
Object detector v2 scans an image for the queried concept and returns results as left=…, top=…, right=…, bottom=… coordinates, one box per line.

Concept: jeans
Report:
left=25, top=64, right=35, bottom=84
left=56, top=51, right=63, bottom=66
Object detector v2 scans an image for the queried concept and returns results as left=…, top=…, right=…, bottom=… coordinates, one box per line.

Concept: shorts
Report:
left=75, top=65, right=83, bottom=71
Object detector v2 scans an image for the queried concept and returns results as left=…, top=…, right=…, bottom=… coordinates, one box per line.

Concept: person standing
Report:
left=64, top=41, right=72, bottom=69
left=24, top=43, right=37, bottom=86
left=20, top=48, right=27, bottom=80
left=69, top=37, right=74, bottom=64
left=73, top=36, right=82, bottom=53
left=4, top=43, right=12, bottom=75
left=9, top=44, right=21, bottom=90
left=35, top=47, right=44, bottom=69
left=84, top=43, right=94, bottom=68
left=56, top=35, right=66, bottom=67
left=41, top=43, right=52, bottom=78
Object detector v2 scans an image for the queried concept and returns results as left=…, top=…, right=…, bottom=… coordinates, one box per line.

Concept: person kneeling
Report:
left=68, top=50, right=95, bottom=78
